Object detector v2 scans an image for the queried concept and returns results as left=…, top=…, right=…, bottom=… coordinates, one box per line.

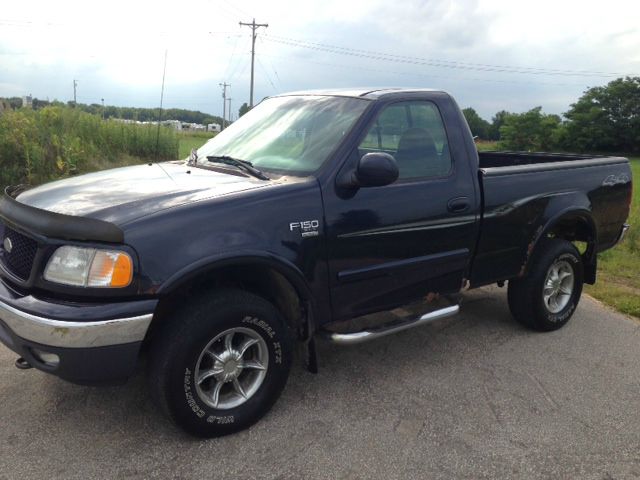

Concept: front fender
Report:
left=157, top=249, right=314, bottom=299
left=155, top=249, right=321, bottom=332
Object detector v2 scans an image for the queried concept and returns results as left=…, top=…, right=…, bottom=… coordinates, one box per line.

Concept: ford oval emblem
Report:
left=3, top=237, right=12, bottom=254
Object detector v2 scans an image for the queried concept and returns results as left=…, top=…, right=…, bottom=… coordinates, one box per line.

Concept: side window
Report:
left=358, top=101, right=452, bottom=179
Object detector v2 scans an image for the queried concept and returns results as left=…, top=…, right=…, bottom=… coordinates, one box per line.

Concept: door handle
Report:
left=447, top=197, right=470, bottom=213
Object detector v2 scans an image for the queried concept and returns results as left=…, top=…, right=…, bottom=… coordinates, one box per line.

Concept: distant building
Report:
left=162, top=119, right=182, bottom=130
left=207, top=123, right=221, bottom=133
left=181, top=122, right=206, bottom=131
left=21, top=95, right=33, bottom=109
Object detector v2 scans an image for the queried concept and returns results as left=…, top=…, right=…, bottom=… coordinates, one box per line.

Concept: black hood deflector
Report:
left=0, top=186, right=124, bottom=243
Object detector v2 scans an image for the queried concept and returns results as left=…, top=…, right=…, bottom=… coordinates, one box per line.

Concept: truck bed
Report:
left=479, top=151, right=598, bottom=169
left=471, top=151, right=631, bottom=287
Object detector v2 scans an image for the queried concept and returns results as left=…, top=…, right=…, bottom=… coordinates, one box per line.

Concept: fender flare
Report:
left=156, top=250, right=318, bottom=333
left=524, top=207, right=598, bottom=279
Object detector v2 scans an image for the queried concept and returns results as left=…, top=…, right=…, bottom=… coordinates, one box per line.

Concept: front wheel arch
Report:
left=147, top=256, right=317, bottom=349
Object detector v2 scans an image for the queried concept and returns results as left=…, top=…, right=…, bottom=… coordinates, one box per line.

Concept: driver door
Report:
left=322, top=99, right=478, bottom=321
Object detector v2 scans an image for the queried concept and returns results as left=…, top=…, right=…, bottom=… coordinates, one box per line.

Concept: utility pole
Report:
left=239, top=18, right=268, bottom=108
left=227, top=97, right=232, bottom=123
left=73, top=79, right=78, bottom=104
left=219, top=82, right=230, bottom=129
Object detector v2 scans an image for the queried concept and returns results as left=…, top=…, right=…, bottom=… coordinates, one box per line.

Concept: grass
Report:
left=475, top=140, right=499, bottom=151
left=585, top=157, right=639, bottom=318
left=178, top=132, right=215, bottom=158
left=0, top=105, right=178, bottom=186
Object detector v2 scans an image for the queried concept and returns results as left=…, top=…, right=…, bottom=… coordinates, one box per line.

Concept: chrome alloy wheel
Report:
left=195, top=327, right=269, bottom=410
left=543, top=259, right=575, bottom=314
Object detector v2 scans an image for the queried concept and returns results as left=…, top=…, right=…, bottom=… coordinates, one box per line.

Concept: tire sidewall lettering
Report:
left=243, top=316, right=283, bottom=364
left=183, top=368, right=206, bottom=418
left=181, top=316, right=285, bottom=423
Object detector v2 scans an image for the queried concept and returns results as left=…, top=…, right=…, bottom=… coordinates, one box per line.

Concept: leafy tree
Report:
left=499, top=107, right=561, bottom=151
left=488, top=110, right=511, bottom=140
left=239, top=103, right=250, bottom=117
left=563, top=76, right=640, bottom=153
left=462, top=107, right=491, bottom=139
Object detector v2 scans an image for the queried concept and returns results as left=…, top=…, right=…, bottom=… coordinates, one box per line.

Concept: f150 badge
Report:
left=290, top=220, right=319, bottom=237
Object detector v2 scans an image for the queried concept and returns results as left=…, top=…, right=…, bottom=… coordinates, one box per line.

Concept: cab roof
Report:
left=274, top=87, right=446, bottom=100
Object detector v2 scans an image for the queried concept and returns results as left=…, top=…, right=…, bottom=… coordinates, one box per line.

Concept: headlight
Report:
left=44, top=246, right=133, bottom=288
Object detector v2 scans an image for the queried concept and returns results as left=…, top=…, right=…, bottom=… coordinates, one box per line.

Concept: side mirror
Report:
left=338, top=152, right=399, bottom=189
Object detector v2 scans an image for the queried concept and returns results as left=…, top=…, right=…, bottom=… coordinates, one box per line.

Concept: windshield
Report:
left=197, top=95, right=370, bottom=175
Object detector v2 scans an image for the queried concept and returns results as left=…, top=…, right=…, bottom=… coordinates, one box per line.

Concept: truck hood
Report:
left=15, top=162, right=275, bottom=225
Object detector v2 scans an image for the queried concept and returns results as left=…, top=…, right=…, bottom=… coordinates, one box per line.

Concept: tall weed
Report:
left=0, top=106, right=179, bottom=187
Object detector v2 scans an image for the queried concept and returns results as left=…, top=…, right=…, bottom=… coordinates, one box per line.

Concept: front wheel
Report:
left=148, top=289, right=293, bottom=437
left=508, top=239, right=584, bottom=331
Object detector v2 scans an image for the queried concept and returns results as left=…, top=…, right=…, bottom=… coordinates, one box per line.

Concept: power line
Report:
left=239, top=19, right=268, bottom=107
left=222, top=34, right=241, bottom=79
left=259, top=52, right=589, bottom=88
left=220, top=0, right=252, bottom=19
left=258, top=36, right=282, bottom=90
left=256, top=56, right=277, bottom=92
left=261, top=34, right=638, bottom=78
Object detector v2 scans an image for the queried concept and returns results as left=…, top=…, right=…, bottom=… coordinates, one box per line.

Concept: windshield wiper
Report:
left=206, top=155, right=270, bottom=180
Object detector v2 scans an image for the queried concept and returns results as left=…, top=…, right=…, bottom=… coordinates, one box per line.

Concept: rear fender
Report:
left=523, top=202, right=598, bottom=283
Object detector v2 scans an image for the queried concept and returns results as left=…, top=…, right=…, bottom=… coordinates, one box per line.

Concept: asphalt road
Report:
left=1, top=286, right=639, bottom=480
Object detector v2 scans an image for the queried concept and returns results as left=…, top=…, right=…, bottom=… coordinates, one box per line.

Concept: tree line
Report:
left=462, top=76, right=640, bottom=153
left=1, top=97, right=224, bottom=127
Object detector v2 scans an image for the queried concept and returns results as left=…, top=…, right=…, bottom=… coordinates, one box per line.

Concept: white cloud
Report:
left=1, top=0, right=638, bottom=118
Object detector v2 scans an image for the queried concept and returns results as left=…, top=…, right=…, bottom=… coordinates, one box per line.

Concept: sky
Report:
left=1, top=0, right=639, bottom=121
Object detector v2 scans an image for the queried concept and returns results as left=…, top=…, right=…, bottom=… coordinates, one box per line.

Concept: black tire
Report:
left=148, top=289, right=293, bottom=437
left=508, top=239, right=584, bottom=332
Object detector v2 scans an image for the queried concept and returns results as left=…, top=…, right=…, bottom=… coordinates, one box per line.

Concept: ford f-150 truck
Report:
left=0, top=88, right=632, bottom=437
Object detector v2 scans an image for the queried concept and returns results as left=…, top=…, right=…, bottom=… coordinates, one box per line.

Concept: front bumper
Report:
left=0, top=299, right=152, bottom=349
left=0, top=280, right=157, bottom=385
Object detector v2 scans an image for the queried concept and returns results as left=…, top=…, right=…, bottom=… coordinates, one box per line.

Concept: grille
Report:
left=1, top=226, right=38, bottom=280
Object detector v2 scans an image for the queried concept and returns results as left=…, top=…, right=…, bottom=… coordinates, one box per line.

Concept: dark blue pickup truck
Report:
left=0, top=88, right=632, bottom=436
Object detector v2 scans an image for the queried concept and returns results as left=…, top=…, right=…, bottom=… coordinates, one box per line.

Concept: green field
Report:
left=178, top=132, right=215, bottom=158
left=585, top=157, right=639, bottom=318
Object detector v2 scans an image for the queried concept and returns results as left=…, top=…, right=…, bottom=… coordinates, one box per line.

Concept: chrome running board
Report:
left=321, top=305, right=459, bottom=345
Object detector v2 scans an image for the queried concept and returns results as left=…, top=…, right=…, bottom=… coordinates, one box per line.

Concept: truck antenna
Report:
left=155, top=49, right=168, bottom=161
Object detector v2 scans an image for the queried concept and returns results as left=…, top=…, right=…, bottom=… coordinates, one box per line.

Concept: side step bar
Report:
left=322, top=305, right=460, bottom=345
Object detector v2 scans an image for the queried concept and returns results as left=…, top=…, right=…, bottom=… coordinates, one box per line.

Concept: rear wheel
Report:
left=148, top=289, right=293, bottom=437
left=508, top=239, right=584, bottom=331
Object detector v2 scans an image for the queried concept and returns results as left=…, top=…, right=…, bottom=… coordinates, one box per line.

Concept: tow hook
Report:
left=15, top=357, right=33, bottom=370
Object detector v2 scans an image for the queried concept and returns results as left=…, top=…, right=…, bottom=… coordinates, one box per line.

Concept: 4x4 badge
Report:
left=3, top=237, right=12, bottom=253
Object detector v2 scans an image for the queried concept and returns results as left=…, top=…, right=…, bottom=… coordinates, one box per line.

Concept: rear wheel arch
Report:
left=524, top=209, right=598, bottom=284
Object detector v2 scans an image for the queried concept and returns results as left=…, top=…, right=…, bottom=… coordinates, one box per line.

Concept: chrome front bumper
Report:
left=0, top=299, right=152, bottom=348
